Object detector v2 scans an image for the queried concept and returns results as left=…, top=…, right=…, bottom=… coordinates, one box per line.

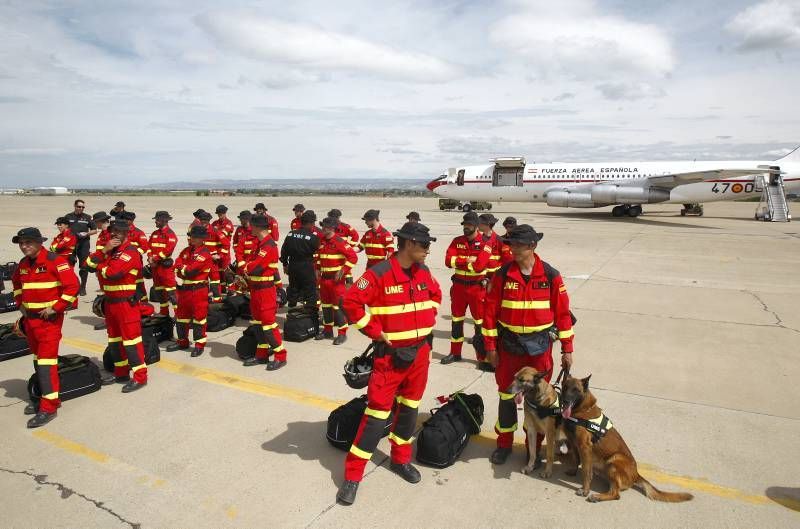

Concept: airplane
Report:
left=427, top=145, right=800, bottom=218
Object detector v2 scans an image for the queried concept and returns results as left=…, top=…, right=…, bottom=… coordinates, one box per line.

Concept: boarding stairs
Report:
left=754, top=166, right=791, bottom=222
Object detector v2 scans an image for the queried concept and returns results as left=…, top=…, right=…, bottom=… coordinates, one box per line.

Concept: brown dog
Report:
left=560, top=375, right=693, bottom=503
left=508, top=366, right=563, bottom=479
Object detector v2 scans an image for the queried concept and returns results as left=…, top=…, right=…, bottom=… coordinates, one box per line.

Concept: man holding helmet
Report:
left=148, top=211, right=178, bottom=316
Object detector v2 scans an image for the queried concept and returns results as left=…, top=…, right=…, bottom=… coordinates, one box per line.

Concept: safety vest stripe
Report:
left=22, top=281, right=62, bottom=289
left=500, top=300, right=550, bottom=310
left=559, top=329, right=574, bottom=340
left=482, top=328, right=498, bottom=337
left=453, top=269, right=484, bottom=277
left=362, top=243, right=386, bottom=249
left=353, top=313, right=371, bottom=329
left=42, top=392, right=59, bottom=400
left=181, top=279, right=208, bottom=285
left=103, top=285, right=137, bottom=291
left=368, top=300, right=437, bottom=315
left=366, top=255, right=386, bottom=260
left=320, top=266, right=344, bottom=272
left=364, top=407, right=391, bottom=420
left=384, top=327, right=433, bottom=341
left=249, top=276, right=274, bottom=282
left=60, top=294, right=77, bottom=303
left=319, top=253, right=346, bottom=259
left=388, top=432, right=413, bottom=445
left=495, top=420, right=517, bottom=433
left=193, top=319, right=207, bottom=325
left=36, top=358, right=58, bottom=366
left=349, top=444, right=372, bottom=460
left=23, top=301, right=56, bottom=309
left=122, top=337, right=143, bottom=346
left=498, top=391, right=515, bottom=400
left=498, top=321, right=553, bottom=334
left=396, top=396, right=420, bottom=409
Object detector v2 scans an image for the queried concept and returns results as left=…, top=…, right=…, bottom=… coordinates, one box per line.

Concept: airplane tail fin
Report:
left=775, top=145, right=800, bottom=163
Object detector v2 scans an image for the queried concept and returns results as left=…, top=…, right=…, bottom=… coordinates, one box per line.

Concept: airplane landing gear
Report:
left=612, top=205, right=642, bottom=218
left=680, top=203, right=703, bottom=216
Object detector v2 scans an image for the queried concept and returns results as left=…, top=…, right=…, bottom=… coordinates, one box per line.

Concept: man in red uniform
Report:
left=328, top=208, right=358, bottom=284
left=315, top=217, right=357, bottom=345
left=50, top=217, right=77, bottom=265
left=338, top=222, right=441, bottom=505
left=290, top=203, right=305, bottom=231
left=87, top=220, right=148, bottom=393
left=118, top=212, right=150, bottom=301
left=499, top=217, right=516, bottom=266
left=148, top=211, right=178, bottom=316
left=242, top=215, right=286, bottom=370
left=93, top=211, right=112, bottom=253
left=253, top=203, right=280, bottom=241
left=167, top=225, right=212, bottom=357
left=196, top=211, right=223, bottom=302
left=478, top=213, right=503, bottom=278
left=441, top=211, right=492, bottom=368
left=12, top=227, right=80, bottom=428
left=358, top=209, right=394, bottom=269
left=482, top=224, right=574, bottom=466
left=233, top=211, right=256, bottom=271
left=212, top=205, right=234, bottom=295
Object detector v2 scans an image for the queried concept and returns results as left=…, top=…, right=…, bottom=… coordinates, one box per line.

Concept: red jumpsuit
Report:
left=245, top=237, right=286, bottom=362
left=482, top=231, right=503, bottom=278
left=50, top=231, right=77, bottom=263
left=233, top=225, right=257, bottom=271
left=335, top=221, right=358, bottom=281
left=198, top=224, right=223, bottom=302
left=499, top=240, right=513, bottom=266
left=359, top=225, right=394, bottom=268
left=174, top=244, right=212, bottom=350
left=212, top=217, right=234, bottom=293
left=343, top=257, right=442, bottom=481
left=12, top=249, right=79, bottom=414
left=482, top=257, right=574, bottom=451
left=148, top=225, right=178, bottom=316
left=128, top=224, right=150, bottom=301
left=88, top=242, right=148, bottom=383
left=444, top=234, right=492, bottom=359
left=263, top=214, right=280, bottom=242
left=316, top=236, right=357, bottom=337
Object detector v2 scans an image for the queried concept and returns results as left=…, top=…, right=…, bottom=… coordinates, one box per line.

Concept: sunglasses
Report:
left=415, top=241, right=431, bottom=250
left=75, top=205, right=85, bottom=208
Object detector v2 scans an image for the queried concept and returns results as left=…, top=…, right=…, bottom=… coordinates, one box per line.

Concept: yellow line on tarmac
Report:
left=62, top=336, right=799, bottom=511
left=31, top=430, right=109, bottom=464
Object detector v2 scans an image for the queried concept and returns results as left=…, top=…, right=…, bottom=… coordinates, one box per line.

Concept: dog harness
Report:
left=524, top=393, right=563, bottom=420
left=564, top=413, right=613, bottom=443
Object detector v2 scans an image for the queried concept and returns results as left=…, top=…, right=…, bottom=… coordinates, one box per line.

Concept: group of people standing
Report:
left=9, top=197, right=576, bottom=509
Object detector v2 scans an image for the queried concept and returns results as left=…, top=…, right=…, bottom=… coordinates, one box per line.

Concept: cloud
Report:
left=490, top=0, right=675, bottom=80
left=727, top=0, right=800, bottom=51
left=594, top=82, right=665, bottom=101
left=195, top=10, right=461, bottom=83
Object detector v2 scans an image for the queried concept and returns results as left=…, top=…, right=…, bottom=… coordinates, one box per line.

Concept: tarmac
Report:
left=0, top=195, right=798, bottom=529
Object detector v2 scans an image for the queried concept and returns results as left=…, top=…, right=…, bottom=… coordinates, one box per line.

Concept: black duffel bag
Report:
left=28, top=354, right=102, bottom=403
left=102, top=318, right=164, bottom=372
left=142, top=315, right=173, bottom=343
left=416, top=392, right=484, bottom=468
left=235, top=325, right=259, bottom=360
left=283, top=306, right=319, bottom=342
left=326, top=395, right=393, bottom=451
left=0, top=322, right=29, bottom=362
left=0, top=292, right=18, bottom=314
left=0, top=261, right=17, bottom=281
left=207, top=307, right=235, bottom=332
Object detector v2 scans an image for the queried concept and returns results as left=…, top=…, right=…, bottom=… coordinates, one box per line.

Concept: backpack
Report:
left=283, top=306, right=319, bottom=342
left=326, top=395, right=393, bottom=451
left=28, top=354, right=102, bottom=403
left=102, top=318, right=164, bottom=372
left=235, top=325, right=259, bottom=360
left=415, top=392, right=484, bottom=468
left=223, top=295, right=250, bottom=320
left=0, top=322, right=30, bottom=362
left=0, top=292, right=17, bottom=314
left=207, top=307, right=235, bottom=332
left=0, top=262, right=17, bottom=281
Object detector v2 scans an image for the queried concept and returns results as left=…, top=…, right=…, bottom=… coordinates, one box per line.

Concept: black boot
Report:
left=23, top=402, right=38, bottom=415
left=191, top=346, right=204, bottom=357
left=27, top=411, right=57, bottom=429
left=315, top=330, right=333, bottom=341
left=490, top=447, right=512, bottom=465
left=336, top=480, right=359, bottom=505
left=166, top=342, right=189, bottom=352
left=332, top=334, right=347, bottom=346
left=266, top=360, right=286, bottom=371
left=243, top=357, right=267, bottom=367
left=440, top=354, right=462, bottom=365
left=93, top=322, right=107, bottom=330
left=121, top=380, right=147, bottom=393
left=390, top=462, right=421, bottom=484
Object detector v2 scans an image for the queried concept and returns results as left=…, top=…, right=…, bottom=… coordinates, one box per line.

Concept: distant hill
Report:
left=136, top=178, right=431, bottom=191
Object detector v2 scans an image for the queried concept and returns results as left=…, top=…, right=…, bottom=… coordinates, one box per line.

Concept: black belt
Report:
left=177, top=283, right=208, bottom=291
left=452, top=277, right=483, bottom=286
left=105, top=295, right=137, bottom=304
left=250, top=282, right=275, bottom=290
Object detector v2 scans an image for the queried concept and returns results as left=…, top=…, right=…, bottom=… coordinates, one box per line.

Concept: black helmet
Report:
left=142, top=264, right=153, bottom=279
left=92, top=295, right=105, bottom=318
left=344, top=344, right=375, bottom=389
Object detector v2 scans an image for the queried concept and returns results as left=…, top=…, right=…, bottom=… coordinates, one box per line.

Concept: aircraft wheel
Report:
left=462, top=203, right=472, bottom=212
left=612, top=206, right=624, bottom=217
left=457, top=205, right=463, bottom=211
left=628, top=205, right=642, bottom=217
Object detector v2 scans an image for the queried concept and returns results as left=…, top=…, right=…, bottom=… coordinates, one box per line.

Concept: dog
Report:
left=508, top=366, right=563, bottom=479
left=560, top=374, right=693, bottom=503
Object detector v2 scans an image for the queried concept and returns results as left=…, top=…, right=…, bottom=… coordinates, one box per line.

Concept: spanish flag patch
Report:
left=120, top=253, right=131, bottom=262
left=57, top=263, right=70, bottom=272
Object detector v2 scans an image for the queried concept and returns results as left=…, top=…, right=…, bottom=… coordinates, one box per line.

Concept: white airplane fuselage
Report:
left=429, top=159, right=800, bottom=207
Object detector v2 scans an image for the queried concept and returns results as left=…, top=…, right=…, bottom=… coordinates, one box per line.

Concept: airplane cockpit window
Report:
left=456, top=169, right=465, bottom=186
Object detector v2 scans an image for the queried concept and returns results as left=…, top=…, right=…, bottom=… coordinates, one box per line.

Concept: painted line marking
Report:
left=63, top=336, right=799, bottom=510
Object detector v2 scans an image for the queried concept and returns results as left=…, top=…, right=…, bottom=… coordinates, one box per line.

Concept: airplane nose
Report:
left=427, top=177, right=445, bottom=191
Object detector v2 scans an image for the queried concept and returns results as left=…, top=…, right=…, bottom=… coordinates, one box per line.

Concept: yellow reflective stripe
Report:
left=500, top=300, right=550, bottom=310
left=449, top=256, right=457, bottom=268
left=366, top=255, right=385, bottom=260
left=319, top=253, right=345, bottom=259
left=273, top=345, right=285, bottom=353
left=353, top=313, right=371, bottom=329
left=349, top=444, right=372, bottom=460
left=122, top=337, right=143, bottom=346
left=158, top=252, right=167, bottom=259
left=268, top=263, right=279, bottom=269
left=559, top=329, right=574, bottom=340
left=108, top=337, right=123, bottom=343
left=150, top=243, right=167, bottom=248
left=495, top=420, right=518, bottom=433
left=23, top=301, right=56, bottom=309
left=13, top=289, right=22, bottom=296
left=249, top=276, right=274, bottom=282
left=22, top=281, right=61, bottom=289
left=130, top=270, right=139, bottom=276
left=396, top=396, right=420, bottom=409
left=474, top=319, right=483, bottom=325
left=42, top=392, right=59, bottom=400
left=384, top=327, right=432, bottom=341
left=131, top=364, right=147, bottom=372
left=482, top=327, right=498, bottom=337
left=103, top=284, right=137, bottom=291
left=364, top=407, right=391, bottom=420
left=256, top=345, right=270, bottom=349
left=467, top=262, right=475, bottom=273
left=498, top=321, right=553, bottom=334
left=451, top=316, right=465, bottom=322
left=181, top=279, right=208, bottom=285
left=60, top=294, right=77, bottom=303
left=175, top=318, right=191, bottom=323
left=454, top=269, right=483, bottom=277
left=114, top=360, right=129, bottom=367
left=195, top=338, right=207, bottom=344
left=37, top=358, right=58, bottom=366
left=388, top=432, right=413, bottom=445
left=368, top=300, right=438, bottom=315
left=320, top=266, right=343, bottom=272
left=499, top=391, right=515, bottom=400
left=363, top=243, right=386, bottom=248
left=192, top=319, right=207, bottom=325
left=261, top=323, right=278, bottom=330
left=450, top=337, right=464, bottom=343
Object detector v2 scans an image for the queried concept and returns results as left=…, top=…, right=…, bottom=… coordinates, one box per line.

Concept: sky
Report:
left=1, top=0, right=799, bottom=186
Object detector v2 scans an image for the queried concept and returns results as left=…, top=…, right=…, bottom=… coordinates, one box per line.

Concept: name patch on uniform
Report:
left=504, top=281, right=519, bottom=290
left=385, top=285, right=404, bottom=294
left=120, top=254, right=131, bottom=262
left=357, top=277, right=370, bottom=290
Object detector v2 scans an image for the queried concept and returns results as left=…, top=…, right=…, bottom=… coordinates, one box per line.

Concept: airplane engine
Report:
left=545, top=191, right=598, bottom=208
left=590, top=185, right=670, bottom=204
